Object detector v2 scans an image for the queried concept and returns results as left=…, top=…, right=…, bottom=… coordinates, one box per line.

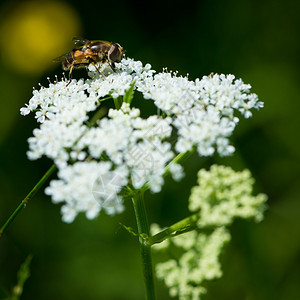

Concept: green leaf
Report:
left=123, top=81, right=135, bottom=104
left=119, top=222, right=138, bottom=237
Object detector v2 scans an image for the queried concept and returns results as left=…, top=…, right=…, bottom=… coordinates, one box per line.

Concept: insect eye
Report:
left=108, top=44, right=123, bottom=62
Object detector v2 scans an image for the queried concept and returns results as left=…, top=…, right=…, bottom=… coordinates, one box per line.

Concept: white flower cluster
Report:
left=21, top=57, right=263, bottom=222
left=45, top=161, right=125, bottom=223
left=38, top=101, right=180, bottom=222
left=21, top=79, right=97, bottom=163
left=140, top=72, right=263, bottom=156
left=189, top=165, right=268, bottom=227
left=153, top=226, right=231, bottom=300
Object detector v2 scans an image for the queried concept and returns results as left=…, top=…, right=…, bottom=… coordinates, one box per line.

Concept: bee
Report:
left=54, top=37, right=124, bottom=79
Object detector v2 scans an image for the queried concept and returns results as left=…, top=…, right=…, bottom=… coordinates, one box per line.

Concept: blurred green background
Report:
left=0, top=0, right=299, bottom=299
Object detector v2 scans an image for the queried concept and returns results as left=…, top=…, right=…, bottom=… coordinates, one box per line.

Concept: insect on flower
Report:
left=54, top=37, right=124, bottom=80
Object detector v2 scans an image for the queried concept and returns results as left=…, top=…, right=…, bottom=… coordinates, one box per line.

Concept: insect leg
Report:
left=66, top=65, right=73, bottom=87
left=107, top=60, right=116, bottom=72
left=90, top=61, right=105, bottom=78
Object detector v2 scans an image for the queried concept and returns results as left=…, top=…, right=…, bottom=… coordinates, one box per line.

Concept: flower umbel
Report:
left=152, top=226, right=231, bottom=300
left=21, top=58, right=263, bottom=222
left=17, top=54, right=268, bottom=300
left=152, top=165, right=267, bottom=300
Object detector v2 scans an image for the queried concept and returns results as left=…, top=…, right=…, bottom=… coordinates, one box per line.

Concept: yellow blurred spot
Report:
left=0, top=1, right=82, bottom=74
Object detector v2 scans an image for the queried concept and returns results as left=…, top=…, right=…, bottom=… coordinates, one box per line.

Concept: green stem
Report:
left=98, top=95, right=113, bottom=102
left=113, top=96, right=123, bottom=109
left=132, top=191, right=156, bottom=300
left=87, top=107, right=108, bottom=127
left=140, top=148, right=196, bottom=194
left=149, top=213, right=199, bottom=245
left=164, top=148, right=196, bottom=177
left=0, top=164, right=57, bottom=238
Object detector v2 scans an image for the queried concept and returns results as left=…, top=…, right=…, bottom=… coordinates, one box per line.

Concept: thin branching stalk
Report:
left=0, top=164, right=57, bottom=238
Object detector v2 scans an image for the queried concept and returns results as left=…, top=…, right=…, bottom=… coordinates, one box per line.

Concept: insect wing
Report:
left=72, top=37, right=90, bottom=46
left=53, top=53, right=68, bottom=62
